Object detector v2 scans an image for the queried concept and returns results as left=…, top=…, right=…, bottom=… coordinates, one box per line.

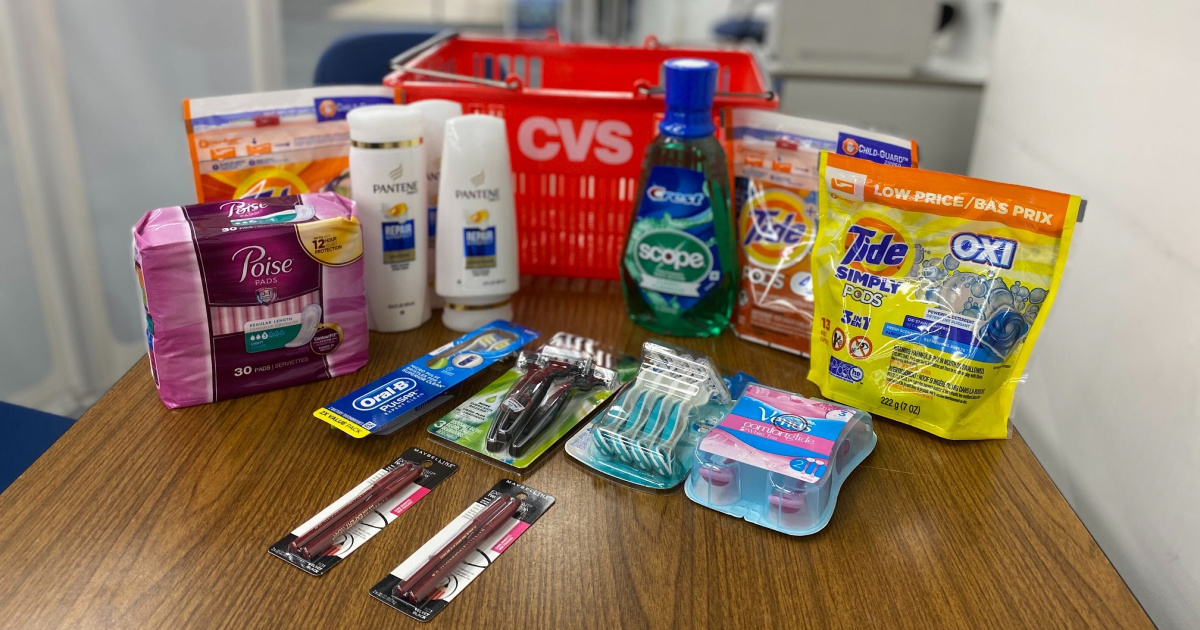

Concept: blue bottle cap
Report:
left=659, top=58, right=718, bottom=139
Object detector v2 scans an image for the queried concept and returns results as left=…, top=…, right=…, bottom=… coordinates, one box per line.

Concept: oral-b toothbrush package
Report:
left=565, top=341, right=754, bottom=491
left=428, top=333, right=636, bottom=472
left=133, top=193, right=368, bottom=408
left=686, top=384, right=875, bottom=536
left=809, top=152, right=1084, bottom=439
left=731, top=109, right=918, bottom=358
left=315, top=321, right=539, bottom=437
left=184, top=86, right=394, bottom=202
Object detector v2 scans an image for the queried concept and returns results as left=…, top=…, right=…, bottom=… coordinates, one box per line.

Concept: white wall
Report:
left=630, top=0, right=732, bottom=45
left=0, top=0, right=281, bottom=414
left=970, top=1, right=1200, bottom=626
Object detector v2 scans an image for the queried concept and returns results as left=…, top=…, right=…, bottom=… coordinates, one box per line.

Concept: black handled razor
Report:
left=486, top=347, right=612, bottom=455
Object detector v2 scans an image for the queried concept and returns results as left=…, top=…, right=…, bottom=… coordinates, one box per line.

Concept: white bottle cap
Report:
left=347, top=104, right=424, bottom=144
left=444, top=114, right=508, bottom=155
left=441, top=297, right=514, bottom=332
left=410, top=100, right=463, bottom=157
left=438, top=114, right=511, bottom=192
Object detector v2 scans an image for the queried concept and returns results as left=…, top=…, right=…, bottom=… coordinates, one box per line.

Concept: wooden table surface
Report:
left=0, top=278, right=1150, bottom=629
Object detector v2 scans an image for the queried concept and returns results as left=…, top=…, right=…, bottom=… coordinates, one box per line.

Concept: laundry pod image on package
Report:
left=808, top=152, right=1083, bottom=439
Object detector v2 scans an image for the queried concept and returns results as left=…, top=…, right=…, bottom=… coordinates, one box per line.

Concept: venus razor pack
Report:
left=315, top=321, right=539, bottom=437
left=686, top=384, right=875, bottom=535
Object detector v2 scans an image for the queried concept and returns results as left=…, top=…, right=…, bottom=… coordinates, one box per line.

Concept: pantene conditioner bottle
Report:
left=347, top=105, right=428, bottom=332
left=410, top=99, right=463, bottom=311
left=435, top=115, right=518, bottom=332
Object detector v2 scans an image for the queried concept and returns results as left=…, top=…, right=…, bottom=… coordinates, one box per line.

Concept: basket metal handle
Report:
left=389, top=31, right=774, bottom=100
left=636, top=85, right=777, bottom=101
left=389, top=29, right=458, bottom=70
left=389, top=29, right=520, bottom=90
left=394, top=67, right=520, bottom=89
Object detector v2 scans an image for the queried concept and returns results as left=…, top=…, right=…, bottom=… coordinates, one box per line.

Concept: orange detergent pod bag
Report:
left=731, top=109, right=918, bottom=356
left=184, top=86, right=394, bottom=202
left=809, top=153, right=1084, bottom=439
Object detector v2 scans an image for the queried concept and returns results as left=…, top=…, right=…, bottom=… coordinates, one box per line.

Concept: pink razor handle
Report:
left=694, top=461, right=739, bottom=506
left=767, top=488, right=812, bottom=530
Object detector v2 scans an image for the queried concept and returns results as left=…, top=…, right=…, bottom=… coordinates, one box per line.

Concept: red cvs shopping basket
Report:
left=385, top=31, right=777, bottom=279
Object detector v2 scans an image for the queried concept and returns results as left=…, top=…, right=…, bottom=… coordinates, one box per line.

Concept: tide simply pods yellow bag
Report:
left=809, top=153, right=1083, bottom=439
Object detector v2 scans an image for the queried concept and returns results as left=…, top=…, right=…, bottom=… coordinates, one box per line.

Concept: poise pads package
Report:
left=809, top=153, right=1083, bottom=439
left=731, top=109, right=918, bottom=357
left=134, top=192, right=368, bottom=408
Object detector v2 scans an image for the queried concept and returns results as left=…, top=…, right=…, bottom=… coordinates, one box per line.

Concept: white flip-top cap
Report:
left=347, top=104, right=424, bottom=144
left=442, top=114, right=509, bottom=174
left=410, top=100, right=462, bottom=156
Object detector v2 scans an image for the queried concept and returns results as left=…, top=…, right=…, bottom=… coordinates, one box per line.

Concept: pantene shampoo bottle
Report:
left=410, top=99, right=463, bottom=311
left=436, top=114, right=518, bottom=332
left=347, top=105, right=428, bottom=332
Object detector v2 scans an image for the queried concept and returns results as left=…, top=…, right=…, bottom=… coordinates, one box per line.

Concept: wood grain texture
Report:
left=0, top=277, right=1150, bottom=629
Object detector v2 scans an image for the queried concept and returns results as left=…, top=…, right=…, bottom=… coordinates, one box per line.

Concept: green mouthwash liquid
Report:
left=621, top=59, right=737, bottom=337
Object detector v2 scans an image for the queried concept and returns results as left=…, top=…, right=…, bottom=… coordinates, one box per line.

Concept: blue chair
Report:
left=313, top=29, right=444, bottom=86
left=0, top=402, right=75, bottom=494
left=713, top=16, right=766, bottom=43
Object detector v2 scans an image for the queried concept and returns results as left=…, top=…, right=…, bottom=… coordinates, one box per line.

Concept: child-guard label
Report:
left=699, top=384, right=859, bottom=483
left=313, top=95, right=393, bottom=122
left=836, top=132, right=914, bottom=167
left=624, top=166, right=722, bottom=310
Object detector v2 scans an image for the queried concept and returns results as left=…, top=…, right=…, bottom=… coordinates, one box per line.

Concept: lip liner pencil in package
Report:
left=395, top=494, right=522, bottom=603
left=289, top=462, right=423, bottom=560
left=371, top=480, right=554, bottom=622
left=269, top=448, right=458, bottom=576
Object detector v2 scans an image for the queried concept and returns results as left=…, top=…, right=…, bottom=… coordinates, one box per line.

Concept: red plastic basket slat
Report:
left=385, top=33, right=777, bottom=279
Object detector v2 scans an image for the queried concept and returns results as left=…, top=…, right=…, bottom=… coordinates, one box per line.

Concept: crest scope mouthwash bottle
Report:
left=621, top=58, right=737, bottom=337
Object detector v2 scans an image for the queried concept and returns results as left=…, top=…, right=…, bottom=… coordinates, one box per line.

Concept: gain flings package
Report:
left=809, top=153, right=1083, bottom=439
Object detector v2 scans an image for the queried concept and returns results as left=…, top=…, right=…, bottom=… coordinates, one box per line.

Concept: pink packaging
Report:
left=133, top=192, right=369, bottom=408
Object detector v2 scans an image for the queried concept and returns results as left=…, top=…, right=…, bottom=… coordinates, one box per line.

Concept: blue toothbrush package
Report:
left=315, top=321, right=539, bottom=437
left=685, top=384, right=875, bottom=535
